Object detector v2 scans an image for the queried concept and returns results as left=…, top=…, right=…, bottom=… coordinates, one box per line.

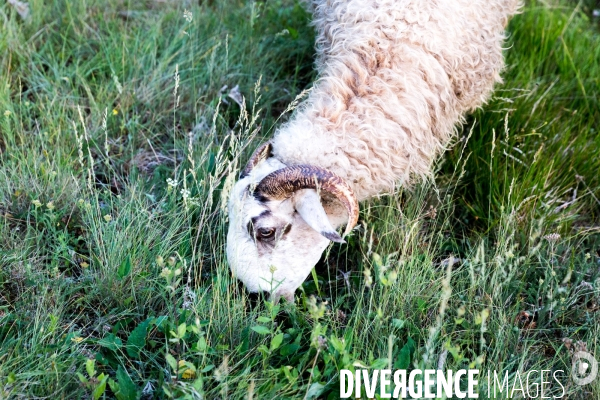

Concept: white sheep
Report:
left=227, top=0, right=520, bottom=301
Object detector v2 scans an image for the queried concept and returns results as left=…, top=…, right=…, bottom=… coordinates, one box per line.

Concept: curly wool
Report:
left=271, top=0, right=520, bottom=202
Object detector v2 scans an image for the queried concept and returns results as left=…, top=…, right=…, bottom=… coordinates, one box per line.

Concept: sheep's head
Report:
left=227, top=142, right=358, bottom=301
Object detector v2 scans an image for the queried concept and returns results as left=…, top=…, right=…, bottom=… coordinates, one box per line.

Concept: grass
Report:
left=0, top=0, right=599, bottom=399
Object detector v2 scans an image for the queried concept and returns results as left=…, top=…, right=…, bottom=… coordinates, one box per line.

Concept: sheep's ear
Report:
left=240, top=142, right=272, bottom=178
left=293, top=189, right=345, bottom=243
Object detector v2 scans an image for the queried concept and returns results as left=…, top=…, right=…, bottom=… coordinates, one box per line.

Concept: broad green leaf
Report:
left=113, top=365, right=139, bottom=400
left=192, top=376, right=203, bottom=391
left=153, top=316, right=168, bottom=328
left=282, top=366, right=298, bottom=384
left=417, top=298, right=428, bottom=312
left=108, top=380, right=120, bottom=398
left=279, top=344, right=300, bottom=356
left=305, top=382, right=325, bottom=399
left=126, top=317, right=153, bottom=358
left=256, top=316, right=271, bottom=323
left=270, top=333, right=284, bottom=351
left=445, top=341, right=462, bottom=361
left=76, top=372, right=87, bottom=383
left=329, top=336, right=345, bottom=353
left=93, top=375, right=108, bottom=400
left=197, top=336, right=207, bottom=351
left=117, top=256, right=132, bottom=279
left=392, top=319, right=405, bottom=329
left=257, top=344, right=270, bottom=355
left=177, top=323, right=186, bottom=338
left=394, top=337, right=416, bottom=370
left=251, top=325, right=270, bottom=335
left=86, top=359, right=96, bottom=378
left=97, top=334, right=123, bottom=351
left=287, top=26, right=299, bottom=39
left=165, top=353, right=177, bottom=372
left=370, top=358, right=389, bottom=369
left=200, top=364, right=214, bottom=373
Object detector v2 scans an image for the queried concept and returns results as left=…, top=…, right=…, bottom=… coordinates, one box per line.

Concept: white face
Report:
left=226, top=159, right=335, bottom=299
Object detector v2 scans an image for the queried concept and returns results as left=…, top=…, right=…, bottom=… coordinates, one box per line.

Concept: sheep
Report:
left=227, top=0, right=520, bottom=301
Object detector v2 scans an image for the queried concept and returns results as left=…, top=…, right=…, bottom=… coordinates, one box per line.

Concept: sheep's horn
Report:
left=254, top=165, right=359, bottom=237
left=240, top=141, right=272, bottom=178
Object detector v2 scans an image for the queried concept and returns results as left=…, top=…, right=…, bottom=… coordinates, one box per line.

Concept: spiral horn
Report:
left=253, top=165, right=359, bottom=237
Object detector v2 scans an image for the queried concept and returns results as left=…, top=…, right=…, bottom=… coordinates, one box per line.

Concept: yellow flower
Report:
left=46, top=201, right=55, bottom=210
left=112, top=109, right=118, bottom=115
left=71, top=336, right=84, bottom=343
left=182, top=369, right=196, bottom=379
left=178, top=360, right=196, bottom=379
left=32, top=200, right=42, bottom=207
left=80, top=262, right=89, bottom=268
left=3, top=110, right=10, bottom=117
left=103, top=215, right=112, bottom=222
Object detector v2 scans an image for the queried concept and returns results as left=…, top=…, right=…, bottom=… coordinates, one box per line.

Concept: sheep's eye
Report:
left=256, top=227, right=276, bottom=240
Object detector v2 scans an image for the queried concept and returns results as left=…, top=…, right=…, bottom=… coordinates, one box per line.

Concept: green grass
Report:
left=0, top=0, right=599, bottom=399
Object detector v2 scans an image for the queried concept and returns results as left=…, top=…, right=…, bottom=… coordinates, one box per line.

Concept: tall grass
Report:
left=0, top=0, right=598, bottom=399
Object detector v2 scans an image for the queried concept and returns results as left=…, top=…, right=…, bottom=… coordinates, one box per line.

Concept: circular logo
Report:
left=571, top=351, right=598, bottom=386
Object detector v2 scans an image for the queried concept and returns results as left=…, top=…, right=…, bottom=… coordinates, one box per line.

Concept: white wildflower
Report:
left=543, top=233, right=561, bottom=243
left=166, top=178, right=178, bottom=189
